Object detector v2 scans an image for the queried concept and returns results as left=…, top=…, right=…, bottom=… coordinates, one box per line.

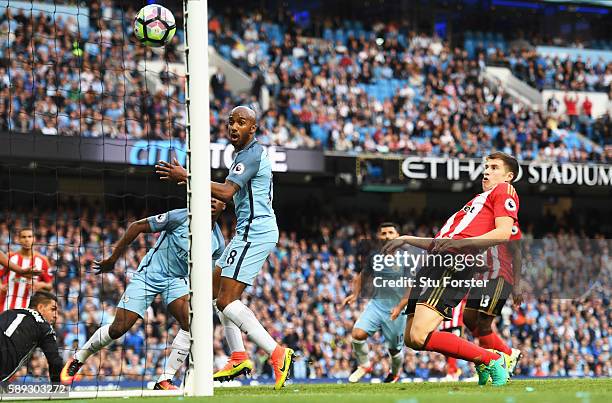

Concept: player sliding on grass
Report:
left=386, top=152, right=520, bottom=386
left=60, top=208, right=191, bottom=390
left=158, top=106, right=292, bottom=390
left=344, top=222, right=406, bottom=383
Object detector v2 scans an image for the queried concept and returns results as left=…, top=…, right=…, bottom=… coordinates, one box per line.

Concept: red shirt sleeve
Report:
left=491, top=183, right=519, bottom=222
left=510, top=226, right=522, bottom=240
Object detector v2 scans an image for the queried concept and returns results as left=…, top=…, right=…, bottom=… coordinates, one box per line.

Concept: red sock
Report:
left=478, top=332, right=512, bottom=355
left=424, top=331, right=500, bottom=365
left=447, top=357, right=458, bottom=375
left=230, top=351, right=249, bottom=361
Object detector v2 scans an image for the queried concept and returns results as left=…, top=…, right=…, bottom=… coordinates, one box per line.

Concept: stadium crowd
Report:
left=208, top=10, right=611, bottom=162
left=496, top=49, right=612, bottom=93
left=1, top=206, right=610, bottom=382
left=0, top=3, right=610, bottom=164
left=0, top=3, right=186, bottom=141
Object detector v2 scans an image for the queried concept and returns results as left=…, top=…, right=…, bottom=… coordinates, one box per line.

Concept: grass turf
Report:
left=57, top=379, right=611, bottom=403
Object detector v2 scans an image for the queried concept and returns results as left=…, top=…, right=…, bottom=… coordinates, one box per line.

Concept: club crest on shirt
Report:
left=233, top=163, right=245, bottom=175
left=511, top=225, right=519, bottom=235
left=26, top=308, right=45, bottom=323
left=155, top=213, right=167, bottom=223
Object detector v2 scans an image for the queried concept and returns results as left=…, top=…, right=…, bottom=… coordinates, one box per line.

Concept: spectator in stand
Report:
left=582, top=96, right=593, bottom=118
left=564, top=93, right=579, bottom=129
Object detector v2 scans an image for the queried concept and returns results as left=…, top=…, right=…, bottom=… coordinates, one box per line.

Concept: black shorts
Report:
left=465, top=277, right=513, bottom=317
left=405, top=262, right=476, bottom=320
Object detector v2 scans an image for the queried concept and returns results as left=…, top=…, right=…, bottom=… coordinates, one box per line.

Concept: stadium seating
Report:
left=0, top=3, right=608, bottom=163
left=208, top=10, right=611, bottom=162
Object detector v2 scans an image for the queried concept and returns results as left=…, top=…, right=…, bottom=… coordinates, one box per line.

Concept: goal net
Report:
left=0, top=0, right=212, bottom=398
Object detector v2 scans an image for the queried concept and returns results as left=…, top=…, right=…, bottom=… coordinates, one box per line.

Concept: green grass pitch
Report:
left=59, top=379, right=611, bottom=403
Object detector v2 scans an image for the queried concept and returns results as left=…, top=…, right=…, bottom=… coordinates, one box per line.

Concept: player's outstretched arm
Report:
left=390, top=294, right=410, bottom=320
left=93, top=219, right=152, bottom=274
left=40, top=331, right=63, bottom=383
left=434, top=216, right=514, bottom=253
left=343, top=272, right=362, bottom=306
left=33, top=257, right=53, bottom=292
left=156, top=158, right=188, bottom=185
left=0, top=250, right=36, bottom=276
left=382, top=236, right=434, bottom=254
left=211, top=180, right=240, bottom=203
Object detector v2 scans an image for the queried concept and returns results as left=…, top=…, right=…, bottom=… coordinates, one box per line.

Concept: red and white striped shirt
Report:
left=440, top=298, right=466, bottom=329
left=435, top=182, right=520, bottom=240
left=0, top=253, right=52, bottom=311
left=480, top=227, right=522, bottom=285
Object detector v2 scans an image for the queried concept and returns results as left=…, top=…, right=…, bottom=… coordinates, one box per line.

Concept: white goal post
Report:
left=184, top=0, right=214, bottom=397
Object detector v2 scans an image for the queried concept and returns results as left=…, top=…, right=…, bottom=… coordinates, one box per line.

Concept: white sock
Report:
left=391, top=350, right=404, bottom=375
left=75, top=325, right=113, bottom=363
left=214, top=299, right=246, bottom=353
left=158, top=329, right=190, bottom=383
left=221, top=300, right=277, bottom=355
left=352, top=339, right=370, bottom=367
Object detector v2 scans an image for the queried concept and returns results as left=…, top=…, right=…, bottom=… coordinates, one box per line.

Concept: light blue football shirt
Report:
left=212, top=222, right=225, bottom=268
left=138, top=208, right=189, bottom=278
left=226, top=138, right=279, bottom=244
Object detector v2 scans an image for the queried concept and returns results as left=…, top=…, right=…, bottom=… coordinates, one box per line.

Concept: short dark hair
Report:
left=378, top=222, right=400, bottom=233
left=28, top=291, right=57, bottom=309
left=18, top=227, right=33, bottom=236
left=487, top=152, right=519, bottom=182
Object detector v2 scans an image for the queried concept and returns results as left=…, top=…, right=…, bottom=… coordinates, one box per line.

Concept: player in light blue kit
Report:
left=61, top=209, right=191, bottom=390
left=344, top=222, right=407, bottom=383
left=210, top=197, right=254, bottom=380
left=211, top=198, right=226, bottom=268
left=211, top=106, right=293, bottom=390
left=154, top=159, right=257, bottom=381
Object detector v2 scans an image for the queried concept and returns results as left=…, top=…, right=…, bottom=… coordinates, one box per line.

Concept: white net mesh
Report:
left=0, top=0, right=189, bottom=393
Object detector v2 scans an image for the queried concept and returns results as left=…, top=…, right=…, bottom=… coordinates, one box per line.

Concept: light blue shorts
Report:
left=218, top=237, right=276, bottom=286
left=117, top=270, right=189, bottom=318
left=354, top=300, right=407, bottom=351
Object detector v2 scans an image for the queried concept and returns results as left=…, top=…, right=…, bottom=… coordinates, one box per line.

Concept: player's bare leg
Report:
left=406, top=304, right=443, bottom=348
left=408, top=304, right=508, bottom=385
left=216, top=276, right=293, bottom=390
left=403, top=314, right=414, bottom=347
left=61, top=308, right=139, bottom=384
left=155, top=295, right=190, bottom=390
left=464, top=308, right=520, bottom=378
left=348, top=327, right=372, bottom=383
left=212, top=266, right=253, bottom=382
left=213, top=266, right=222, bottom=300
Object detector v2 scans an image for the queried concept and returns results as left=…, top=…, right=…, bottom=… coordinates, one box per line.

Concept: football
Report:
left=134, top=4, right=176, bottom=47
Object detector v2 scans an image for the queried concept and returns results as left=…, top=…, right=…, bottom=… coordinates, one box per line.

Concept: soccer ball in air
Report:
left=134, top=4, right=176, bottom=47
